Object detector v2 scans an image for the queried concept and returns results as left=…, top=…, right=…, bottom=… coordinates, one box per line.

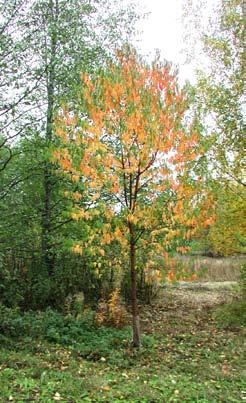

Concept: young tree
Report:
left=182, top=0, right=245, bottom=186
left=54, top=50, right=214, bottom=347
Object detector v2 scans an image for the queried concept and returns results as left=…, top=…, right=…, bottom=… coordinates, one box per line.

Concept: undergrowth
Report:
left=213, top=298, right=246, bottom=329
left=0, top=304, right=154, bottom=366
left=0, top=302, right=245, bottom=402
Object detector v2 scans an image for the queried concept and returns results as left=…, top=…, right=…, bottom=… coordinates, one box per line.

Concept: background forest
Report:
left=0, top=0, right=245, bottom=401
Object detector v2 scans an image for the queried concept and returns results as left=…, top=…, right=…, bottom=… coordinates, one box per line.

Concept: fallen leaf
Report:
left=101, top=385, right=111, bottom=391
left=53, top=392, right=62, bottom=401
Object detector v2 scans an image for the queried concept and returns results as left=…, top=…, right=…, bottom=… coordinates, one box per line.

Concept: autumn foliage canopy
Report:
left=54, top=50, right=213, bottom=256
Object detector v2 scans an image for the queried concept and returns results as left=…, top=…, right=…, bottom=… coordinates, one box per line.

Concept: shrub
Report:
left=0, top=304, right=133, bottom=365
left=95, top=288, right=128, bottom=328
left=214, top=299, right=246, bottom=329
left=0, top=304, right=95, bottom=341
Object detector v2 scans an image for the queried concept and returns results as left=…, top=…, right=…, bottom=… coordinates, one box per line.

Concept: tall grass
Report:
left=175, top=255, right=245, bottom=282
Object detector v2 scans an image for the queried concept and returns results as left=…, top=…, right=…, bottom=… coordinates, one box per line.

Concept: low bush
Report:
left=0, top=304, right=133, bottom=364
left=214, top=299, right=246, bottom=329
left=94, top=288, right=128, bottom=328
left=0, top=304, right=93, bottom=339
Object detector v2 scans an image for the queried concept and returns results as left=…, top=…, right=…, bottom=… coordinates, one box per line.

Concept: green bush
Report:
left=0, top=304, right=157, bottom=368
left=0, top=251, right=106, bottom=310
left=0, top=305, right=94, bottom=339
left=0, top=305, right=130, bottom=363
left=214, top=299, right=246, bottom=329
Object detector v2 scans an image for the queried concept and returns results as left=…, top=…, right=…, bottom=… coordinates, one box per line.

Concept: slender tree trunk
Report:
left=129, top=222, right=140, bottom=347
left=41, top=58, right=55, bottom=276
left=41, top=0, right=57, bottom=276
left=42, top=161, right=54, bottom=275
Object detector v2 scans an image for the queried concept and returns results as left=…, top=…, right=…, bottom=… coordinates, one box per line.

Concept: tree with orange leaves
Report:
left=54, top=49, right=214, bottom=347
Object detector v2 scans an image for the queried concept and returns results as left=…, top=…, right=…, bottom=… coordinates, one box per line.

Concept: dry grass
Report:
left=175, top=255, right=245, bottom=282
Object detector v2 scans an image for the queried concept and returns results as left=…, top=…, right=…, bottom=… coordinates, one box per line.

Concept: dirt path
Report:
left=161, top=281, right=237, bottom=307
left=140, top=281, right=239, bottom=335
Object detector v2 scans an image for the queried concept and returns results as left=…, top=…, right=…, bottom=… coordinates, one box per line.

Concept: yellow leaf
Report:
left=101, top=385, right=111, bottom=391
left=102, top=232, right=112, bottom=245
left=72, top=191, right=82, bottom=201
left=127, top=214, right=138, bottom=224
left=92, top=192, right=100, bottom=201
left=71, top=244, right=83, bottom=255
left=71, top=174, right=79, bottom=182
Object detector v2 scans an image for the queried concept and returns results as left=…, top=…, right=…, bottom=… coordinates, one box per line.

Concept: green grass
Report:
left=213, top=299, right=246, bottom=329
left=0, top=302, right=245, bottom=402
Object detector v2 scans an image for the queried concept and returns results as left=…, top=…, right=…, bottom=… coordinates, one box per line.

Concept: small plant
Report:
left=95, top=288, right=128, bottom=328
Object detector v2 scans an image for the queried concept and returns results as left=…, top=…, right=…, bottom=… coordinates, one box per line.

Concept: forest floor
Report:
left=0, top=282, right=245, bottom=402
